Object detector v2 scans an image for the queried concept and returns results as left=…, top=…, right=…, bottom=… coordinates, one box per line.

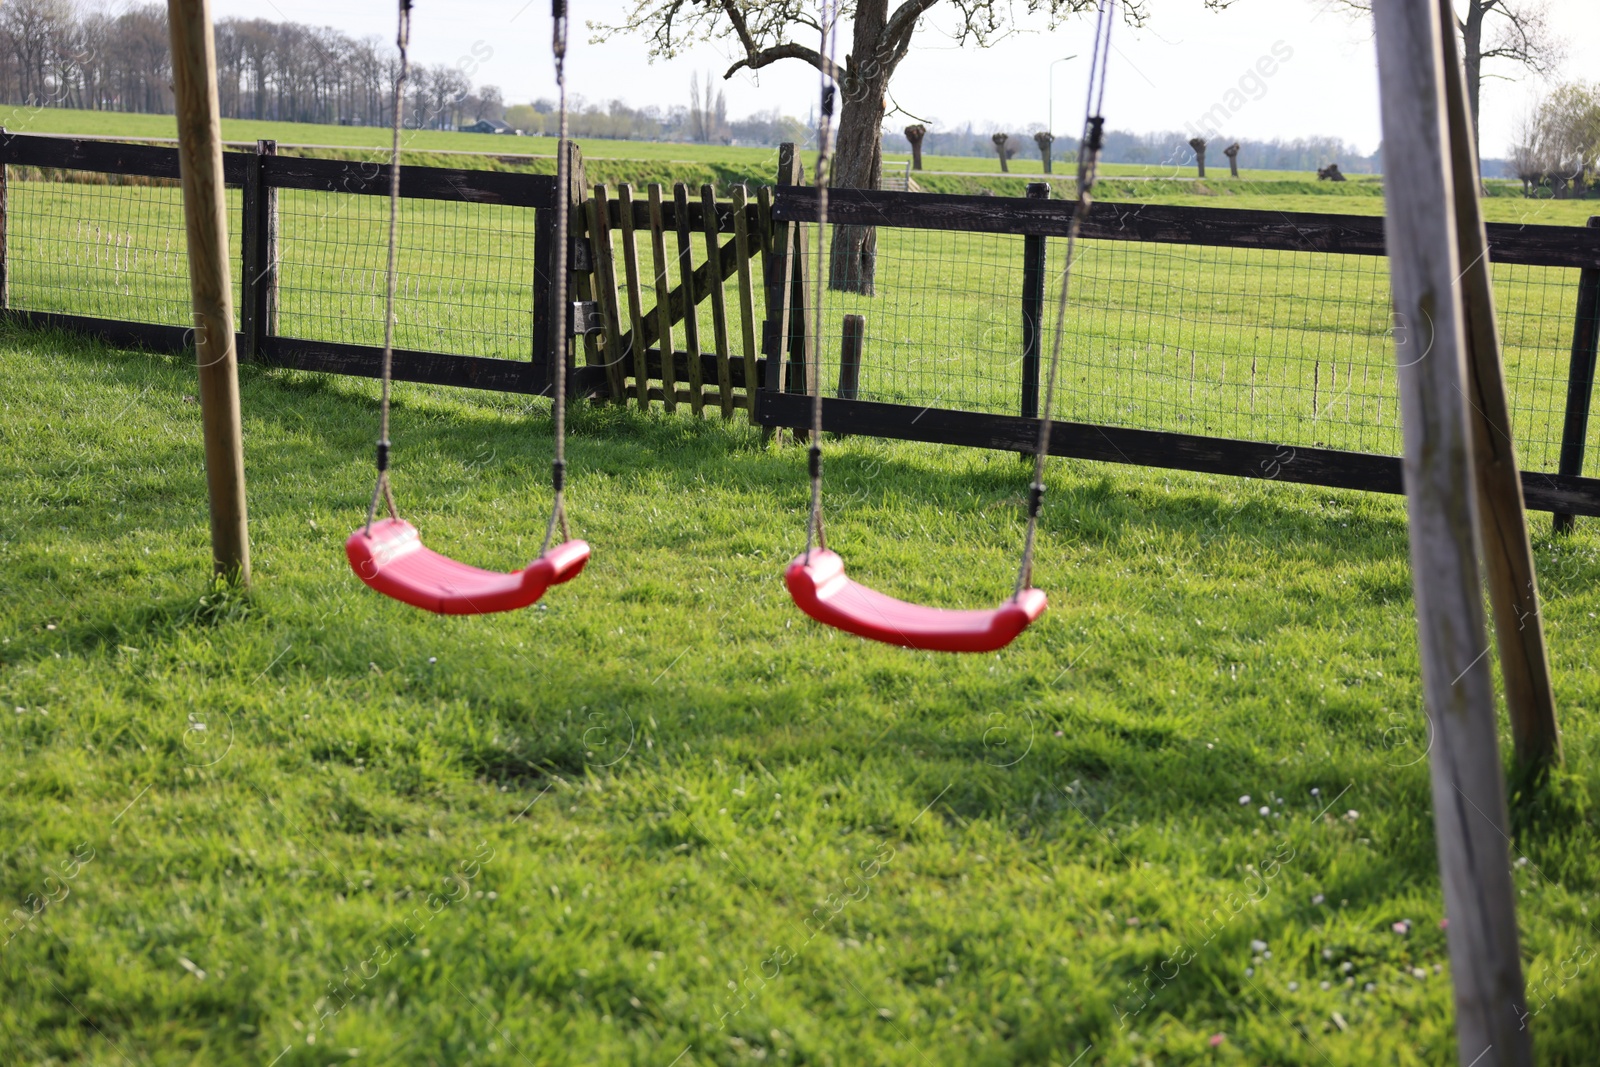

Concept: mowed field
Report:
left=3, top=108, right=1600, bottom=1066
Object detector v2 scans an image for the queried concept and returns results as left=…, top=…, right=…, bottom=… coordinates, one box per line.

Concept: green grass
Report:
left=3, top=322, right=1600, bottom=1066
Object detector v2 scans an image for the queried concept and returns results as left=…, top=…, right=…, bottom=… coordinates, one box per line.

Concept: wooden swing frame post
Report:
left=168, top=0, right=250, bottom=585
left=1373, top=0, right=1530, bottom=1061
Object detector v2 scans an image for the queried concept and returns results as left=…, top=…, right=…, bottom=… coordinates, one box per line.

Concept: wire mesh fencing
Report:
left=6, top=170, right=241, bottom=327
left=794, top=220, right=1596, bottom=476
left=273, top=188, right=538, bottom=360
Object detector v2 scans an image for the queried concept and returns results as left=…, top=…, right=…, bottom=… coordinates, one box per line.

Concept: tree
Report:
left=1330, top=0, right=1564, bottom=157
left=1507, top=81, right=1600, bottom=197
left=688, top=70, right=728, bottom=144
left=595, top=0, right=1223, bottom=291
left=992, top=132, right=1011, bottom=172
left=904, top=123, right=926, bottom=170
left=1188, top=136, right=1207, bottom=177
left=1033, top=130, right=1055, bottom=174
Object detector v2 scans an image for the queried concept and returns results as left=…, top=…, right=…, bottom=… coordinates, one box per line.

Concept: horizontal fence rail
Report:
left=773, top=185, right=1600, bottom=269
left=763, top=164, right=1600, bottom=520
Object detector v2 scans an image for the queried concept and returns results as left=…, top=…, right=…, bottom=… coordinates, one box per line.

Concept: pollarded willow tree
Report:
left=1331, top=0, right=1565, bottom=157
left=597, top=0, right=1228, bottom=290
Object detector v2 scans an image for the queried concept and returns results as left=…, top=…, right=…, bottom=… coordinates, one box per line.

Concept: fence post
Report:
left=566, top=142, right=603, bottom=399
left=761, top=144, right=801, bottom=396
left=1373, top=0, right=1530, bottom=1061
left=838, top=313, right=864, bottom=400
left=0, top=127, right=8, bottom=313
left=1020, top=182, right=1049, bottom=420
left=1439, top=10, right=1560, bottom=777
left=168, top=0, right=250, bottom=586
left=0, top=128, right=8, bottom=312
left=672, top=182, right=705, bottom=416
left=530, top=154, right=556, bottom=395
left=1552, top=215, right=1600, bottom=535
left=258, top=141, right=279, bottom=340
left=239, top=138, right=275, bottom=361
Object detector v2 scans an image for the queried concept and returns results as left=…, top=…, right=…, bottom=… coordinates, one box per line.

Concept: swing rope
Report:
left=803, top=0, right=839, bottom=559
left=801, top=0, right=1114, bottom=598
left=364, top=0, right=574, bottom=553
left=1014, top=0, right=1113, bottom=597
left=365, top=0, right=412, bottom=534
left=540, top=0, right=573, bottom=554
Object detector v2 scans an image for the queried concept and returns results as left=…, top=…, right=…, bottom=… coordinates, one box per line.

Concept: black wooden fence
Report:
left=2, top=130, right=1597, bottom=521
left=757, top=160, right=1600, bottom=521
left=0, top=130, right=562, bottom=395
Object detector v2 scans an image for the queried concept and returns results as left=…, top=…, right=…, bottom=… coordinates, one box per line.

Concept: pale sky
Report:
left=212, top=0, right=1599, bottom=157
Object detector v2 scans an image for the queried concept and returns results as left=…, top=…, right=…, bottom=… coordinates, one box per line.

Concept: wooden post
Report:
left=586, top=185, right=628, bottom=402
left=673, top=182, right=705, bottom=416
left=530, top=148, right=556, bottom=396
left=787, top=183, right=813, bottom=399
left=0, top=128, right=8, bottom=311
left=701, top=185, right=735, bottom=419
left=1372, top=1, right=1530, bottom=1062
left=762, top=145, right=801, bottom=397
left=614, top=184, right=651, bottom=410
left=1020, top=182, right=1049, bottom=421
left=1552, top=216, right=1600, bottom=535
left=239, top=139, right=276, bottom=361
left=837, top=314, right=864, bottom=400
left=168, top=0, right=250, bottom=585
left=730, top=184, right=759, bottom=421
left=565, top=144, right=602, bottom=395
left=1438, top=6, right=1561, bottom=775
left=646, top=183, right=676, bottom=412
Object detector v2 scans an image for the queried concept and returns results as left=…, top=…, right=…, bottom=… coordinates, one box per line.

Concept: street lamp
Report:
left=1048, top=55, right=1078, bottom=137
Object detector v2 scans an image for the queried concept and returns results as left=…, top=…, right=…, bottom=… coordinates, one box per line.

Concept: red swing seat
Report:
left=346, top=518, right=589, bottom=616
left=785, top=549, right=1046, bottom=653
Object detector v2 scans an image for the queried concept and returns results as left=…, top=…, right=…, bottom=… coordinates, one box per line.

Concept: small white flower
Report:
left=1259, top=806, right=1270, bottom=816
left=1250, top=939, right=1268, bottom=952
left=1312, top=894, right=1326, bottom=905
left=1411, top=967, right=1427, bottom=979
left=1515, top=856, right=1529, bottom=868
left=1320, top=981, right=1331, bottom=990
left=1341, top=961, right=1353, bottom=973
left=1310, top=787, right=1320, bottom=796
left=1344, top=810, right=1359, bottom=822
left=1365, top=982, right=1376, bottom=992
left=1245, top=967, right=1254, bottom=977
left=1322, top=948, right=1333, bottom=960
left=1287, top=981, right=1299, bottom=992
left=1239, top=795, right=1251, bottom=805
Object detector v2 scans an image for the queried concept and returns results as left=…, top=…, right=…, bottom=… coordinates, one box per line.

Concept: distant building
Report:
left=460, top=119, right=518, bottom=135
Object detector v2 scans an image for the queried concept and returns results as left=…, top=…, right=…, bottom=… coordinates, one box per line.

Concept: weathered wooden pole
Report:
left=1372, top=0, right=1530, bottom=1062
left=168, top=0, right=250, bottom=585
left=1436, top=0, right=1560, bottom=777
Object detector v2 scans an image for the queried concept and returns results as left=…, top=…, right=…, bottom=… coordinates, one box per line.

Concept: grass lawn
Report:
left=3, top=317, right=1600, bottom=1065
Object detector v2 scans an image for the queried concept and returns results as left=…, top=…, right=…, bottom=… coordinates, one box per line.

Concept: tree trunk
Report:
left=1461, top=0, right=1485, bottom=172
left=1189, top=137, right=1207, bottom=178
left=905, top=124, right=925, bottom=170
left=827, top=0, right=891, bottom=294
